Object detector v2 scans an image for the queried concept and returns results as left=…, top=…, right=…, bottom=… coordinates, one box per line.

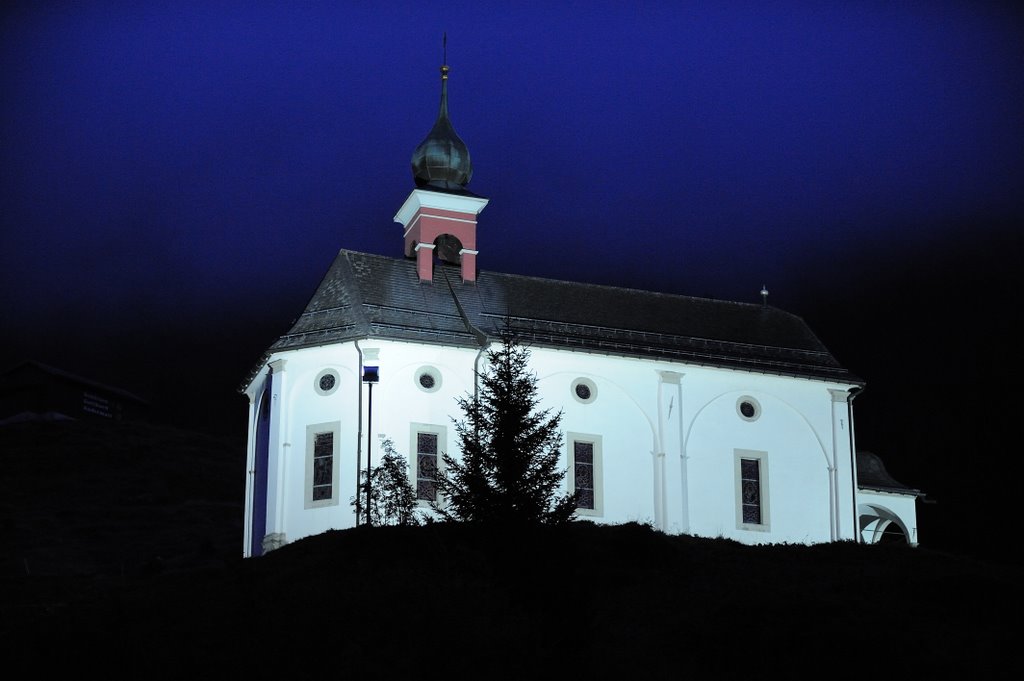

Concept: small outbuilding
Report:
left=0, top=360, right=150, bottom=425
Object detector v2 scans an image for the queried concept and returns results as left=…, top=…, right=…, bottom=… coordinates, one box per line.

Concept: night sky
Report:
left=3, top=3, right=1021, bottom=555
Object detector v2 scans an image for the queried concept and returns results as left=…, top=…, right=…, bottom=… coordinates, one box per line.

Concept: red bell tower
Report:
left=394, top=57, right=487, bottom=283
left=395, top=189, right=488, bottom=283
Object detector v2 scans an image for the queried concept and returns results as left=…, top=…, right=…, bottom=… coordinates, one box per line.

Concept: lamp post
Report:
left=362, top=365, right=379, bottom=526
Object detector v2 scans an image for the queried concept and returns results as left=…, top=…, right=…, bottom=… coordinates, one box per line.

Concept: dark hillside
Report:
left=2, top=420, right=244, bottom=626
left=2, top=420, right=1017, bottom=677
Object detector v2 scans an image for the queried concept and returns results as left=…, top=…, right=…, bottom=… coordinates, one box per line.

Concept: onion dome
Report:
left=411, top=64, right=473, bottom=189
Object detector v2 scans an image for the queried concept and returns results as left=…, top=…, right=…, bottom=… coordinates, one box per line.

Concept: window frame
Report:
left=305, top=421, right=341, bottom=509
left=736, top=395, right=762, bottom=422
left=734, top=449, right=770, bottom=532
left=414, top=366, right=443, bottom=393
left=571, top=377, right=598, bottom=404
left=314, top=369, right=340, bottom=396
left=410, top=422, right=446, bottom=506
left=567, top=432, right=603, bottom=517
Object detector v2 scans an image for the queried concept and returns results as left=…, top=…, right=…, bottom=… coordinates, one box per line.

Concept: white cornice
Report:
left=394, top=189, right=489, bottom=228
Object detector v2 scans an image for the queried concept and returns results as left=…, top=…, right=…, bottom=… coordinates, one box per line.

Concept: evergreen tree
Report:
left=433, top=330, right=577, bottom=524
left=351, top=438, right=420, bottom=526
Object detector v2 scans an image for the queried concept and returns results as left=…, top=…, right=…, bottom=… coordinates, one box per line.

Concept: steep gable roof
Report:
left=243, top=250, right=860, bottom=389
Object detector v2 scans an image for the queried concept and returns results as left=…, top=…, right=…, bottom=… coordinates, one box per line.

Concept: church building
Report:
left=240, top=63, right=921, bottom=557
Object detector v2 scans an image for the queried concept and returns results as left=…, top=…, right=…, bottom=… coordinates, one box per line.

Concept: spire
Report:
left=438, top=31, right=449, bottom=118
left=411, top=37, right=473, bottom=190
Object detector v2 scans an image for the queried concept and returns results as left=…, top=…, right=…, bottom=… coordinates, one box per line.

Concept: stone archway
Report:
left=859, top=504, right=911, bottom=544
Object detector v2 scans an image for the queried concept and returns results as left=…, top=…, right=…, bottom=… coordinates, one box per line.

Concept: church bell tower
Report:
left=394, top=56, right=488, bottom=283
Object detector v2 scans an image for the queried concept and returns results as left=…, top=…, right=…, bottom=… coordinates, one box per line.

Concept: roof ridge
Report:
left=478, top=268, right=769, bottom=309
left=340, top=250, right=786, bottom=312
left=339, top=250, right=371, bottom=334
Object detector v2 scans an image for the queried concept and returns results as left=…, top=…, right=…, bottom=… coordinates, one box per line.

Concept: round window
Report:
left=415, top=367, right=442, bottom=393
left=315, top=369, right=340, bottom=396
left=571, top=378, right=597, bottom=404
left=736, top=396, right=761, bottom=421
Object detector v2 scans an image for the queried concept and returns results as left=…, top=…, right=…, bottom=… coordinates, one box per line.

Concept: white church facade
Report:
left=240, top=64, right=920, bottom=558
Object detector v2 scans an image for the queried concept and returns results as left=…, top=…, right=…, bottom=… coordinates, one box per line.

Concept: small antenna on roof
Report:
left=760, top=284, right=769, bottom=307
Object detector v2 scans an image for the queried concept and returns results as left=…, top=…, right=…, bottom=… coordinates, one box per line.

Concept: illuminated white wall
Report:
left=243, top=338, right=865, bottom=556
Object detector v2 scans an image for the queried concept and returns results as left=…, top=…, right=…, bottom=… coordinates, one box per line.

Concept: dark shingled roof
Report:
left=856, top=451, right=923, bottom=496
left=242, top=250, right=862, bottom=390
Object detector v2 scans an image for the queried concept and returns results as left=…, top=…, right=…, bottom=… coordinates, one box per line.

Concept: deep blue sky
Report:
left=3, top=3, right=1021, bottom=424
left=2, top=1, right=1021, bottom=558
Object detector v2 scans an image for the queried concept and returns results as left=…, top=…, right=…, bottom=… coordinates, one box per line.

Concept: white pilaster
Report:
left=265, top=358, right=289, bottom=550
left=829, top=388, right=855, bottom=540
left=658, top=371, right=684, bottom=533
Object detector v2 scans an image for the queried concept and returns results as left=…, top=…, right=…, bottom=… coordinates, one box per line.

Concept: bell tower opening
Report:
left=435, top=234, right=463, bottom=265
